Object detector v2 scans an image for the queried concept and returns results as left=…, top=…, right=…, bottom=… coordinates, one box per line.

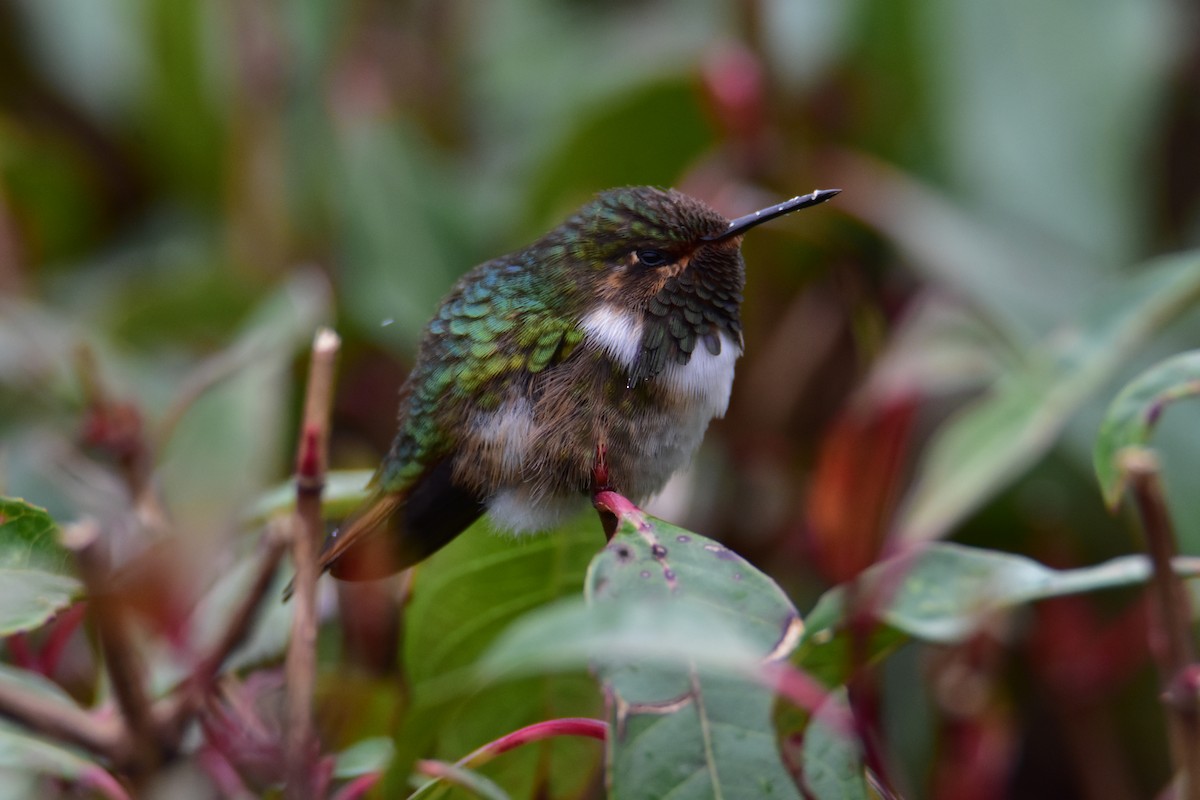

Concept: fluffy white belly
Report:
left=482, top=304, right=740, bottom=534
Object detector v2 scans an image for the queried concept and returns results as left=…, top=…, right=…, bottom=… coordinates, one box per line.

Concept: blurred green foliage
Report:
left=1, top=0, right=1199, bottom=797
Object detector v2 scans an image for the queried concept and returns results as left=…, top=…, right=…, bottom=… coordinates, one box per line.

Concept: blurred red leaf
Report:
left=804, top=396, right=917, bottom=584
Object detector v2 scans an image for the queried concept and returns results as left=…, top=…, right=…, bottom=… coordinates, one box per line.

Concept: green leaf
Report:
left=0, top=498, right=81, bottom=636
left=466, top=504, right=810, bottom=800
left=586, top=501, right=803, bottom=800
left=334, top=737, right=395, bottom=779
left=245, top=469, right=375, bottom=525
left=798, top=543, right=1200, bottom=685
left=478, top=598, right=803, bottom=799
left=477, top=598, right=766, bottom=682
left=897, top=250, right=1200, bottom=542
left=408, top=761, right=513, bottom=800
left=801, top=691, right=867, bottom=800
left=395, top=513, right=604, bottom=800
left=1094, top=350, right=1200, bottom=508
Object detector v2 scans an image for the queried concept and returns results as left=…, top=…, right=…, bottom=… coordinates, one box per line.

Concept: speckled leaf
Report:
left=587, top=495, right=803, bottom=800
left=798, top=543, right=1200, bottom=686
left=0, top=498, right=81, bottom=635
left=477, top=597, right=770, bottom=683
left=1094, top=350, right=1200, bottom=508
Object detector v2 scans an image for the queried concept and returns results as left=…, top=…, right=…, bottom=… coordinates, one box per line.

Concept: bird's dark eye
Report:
left=634, top=248, right=670, bottom=267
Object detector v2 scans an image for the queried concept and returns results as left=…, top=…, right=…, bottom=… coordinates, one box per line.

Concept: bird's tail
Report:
left=321, top=460, right=487, bottom=580
left=319, top=492, right=405, bottom=580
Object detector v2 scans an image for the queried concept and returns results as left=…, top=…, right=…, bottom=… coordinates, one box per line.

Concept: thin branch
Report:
left=0, top=673, right=123, bottom=761
left=63, top=520, right=160, bottom=774
left=285, top=327, right=341, bottom=799
left=1122, top=449, right=1200, bottom=800
left=2, top=515, right=291, bottom=782
left=1125, top=451, right=1195, bottom=673
left=157, top=518, right=291, bottom=744
left=73, top=347, right=156, bottom=520
left=198, top=519, right=292, bottom=687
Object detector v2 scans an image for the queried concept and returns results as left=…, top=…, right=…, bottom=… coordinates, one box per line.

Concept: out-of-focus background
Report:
left=1, top=0, right=1198, bottom=797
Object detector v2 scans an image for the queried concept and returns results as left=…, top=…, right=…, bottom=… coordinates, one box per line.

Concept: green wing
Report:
left=319, top=258, right=584, bottom=578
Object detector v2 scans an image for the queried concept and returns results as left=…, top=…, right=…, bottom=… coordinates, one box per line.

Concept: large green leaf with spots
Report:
left=587, top=495, right=803, bottom=800
left=472, top=498, right=822, bottom=799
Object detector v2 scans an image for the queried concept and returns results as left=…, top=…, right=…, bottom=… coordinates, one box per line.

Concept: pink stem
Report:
left=592, top=490, right=641, bottom=520
left=464, top=717, right=608, bottom=761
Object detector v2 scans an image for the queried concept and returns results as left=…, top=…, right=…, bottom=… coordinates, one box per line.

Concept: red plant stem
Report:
left=411, top=720, right=605, bottom=797
left=156, top=522, right=291, bottom=745
left=592, top=489, right=640, bottom=521
left=285, top=328, right=340, bottom=800
left=461, top=717, right=607, bottom=763
left=412, top=719, right=606, bottom=795
left=195, top=522, right=289, bottom=688
left=1122, top=449, right=1200, bottom=800
left=1126, top=453, right=1194, bottom=675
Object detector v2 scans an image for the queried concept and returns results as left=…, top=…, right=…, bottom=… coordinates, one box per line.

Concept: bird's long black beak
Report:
left=703, top=188, right=841, bottom=242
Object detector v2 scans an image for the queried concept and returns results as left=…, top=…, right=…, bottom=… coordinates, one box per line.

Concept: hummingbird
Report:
left=319, top=186, right=840, bottom=580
